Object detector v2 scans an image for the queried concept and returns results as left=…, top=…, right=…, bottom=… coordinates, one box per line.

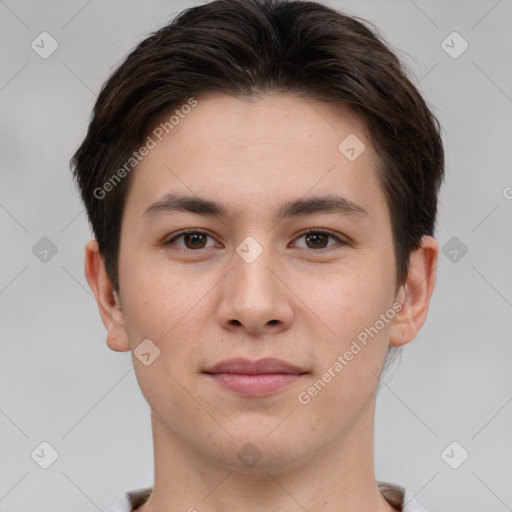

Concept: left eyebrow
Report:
left=142, top=192, right=369, bottom=223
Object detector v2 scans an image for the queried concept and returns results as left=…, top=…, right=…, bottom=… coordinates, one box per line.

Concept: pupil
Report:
left=307, top=233, right=327, bottom=248
left=186, top=233, right=206, bottom=249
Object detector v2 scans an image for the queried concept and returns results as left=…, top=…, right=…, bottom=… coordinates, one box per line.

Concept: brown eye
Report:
left=293, top=229, right=345, bottom=251
left=305, top=232, right=330, bottom=249
left=165, top=230, right=216, bottom=250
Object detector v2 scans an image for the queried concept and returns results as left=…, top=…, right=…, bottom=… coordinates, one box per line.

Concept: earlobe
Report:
left=84, top=239, right=131, bottom=352
left=389, top=235, right=438, bottom=347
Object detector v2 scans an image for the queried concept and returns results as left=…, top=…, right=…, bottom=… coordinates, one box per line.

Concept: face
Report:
left=109, top=93, right=407, bottom=471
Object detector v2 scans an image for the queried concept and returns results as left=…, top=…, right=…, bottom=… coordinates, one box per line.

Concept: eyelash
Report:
left=164, top=228, right=347, bottom=253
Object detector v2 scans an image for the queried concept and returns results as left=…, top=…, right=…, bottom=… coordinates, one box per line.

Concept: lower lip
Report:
left=206, top=373, right=303, bottom=396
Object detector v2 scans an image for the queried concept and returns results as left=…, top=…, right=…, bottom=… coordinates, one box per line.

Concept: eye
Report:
left=164, top=229, right=218, bottom=250
left=292, top=229, right=346, bottom=251
left=164, top=228, right=346, bottom=252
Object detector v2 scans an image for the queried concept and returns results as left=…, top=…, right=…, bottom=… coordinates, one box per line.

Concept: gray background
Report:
left=1, top=0, right=511, bottom=510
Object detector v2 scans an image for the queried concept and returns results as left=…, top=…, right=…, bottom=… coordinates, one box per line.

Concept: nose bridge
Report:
left=232, top=234, right=278, bottom=300
left=216, top=232, right=294, bottom=333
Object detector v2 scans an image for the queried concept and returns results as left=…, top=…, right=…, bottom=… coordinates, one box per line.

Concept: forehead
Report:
left=122, top=93, right=388, bottom=226
left=157, top=93, right=372, bottom=151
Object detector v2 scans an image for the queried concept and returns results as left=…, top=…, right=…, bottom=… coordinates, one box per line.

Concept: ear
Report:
left=84, top=239, right=130, bottom=352
left=389, top=235, right=438, bottom=347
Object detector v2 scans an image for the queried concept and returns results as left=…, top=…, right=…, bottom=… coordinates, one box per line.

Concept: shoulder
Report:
left=106, top=487, right=152, bottom=512
left=378, top=481, right=429, bottom=512
left=110, top=484, right=429, bottom=512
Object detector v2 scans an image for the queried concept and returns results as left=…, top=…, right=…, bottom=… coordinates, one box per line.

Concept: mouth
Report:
left=203, top=357, right=308, bottom=397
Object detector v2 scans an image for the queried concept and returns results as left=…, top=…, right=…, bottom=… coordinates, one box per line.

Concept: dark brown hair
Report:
left=71, top=0, right=444, bottom=293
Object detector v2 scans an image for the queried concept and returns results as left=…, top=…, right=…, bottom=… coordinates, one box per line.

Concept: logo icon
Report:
left=338, top=134, right=366, bottom=161
left=31, top=32, right=59, bottom=59
left=441, top=441, right=469, bottom=469
left=32, top=237, right=58, bottom=263
left=236, top=442, right=262, bottom=468
left=236, top=236, right=263, bottom=264
left=442, top=236, right=468, bottom=263
left=134, top=339, right=161, bottom=366
left=441, top=32, right=468, bottom=59
left=31, top=441, right=59, bottom=469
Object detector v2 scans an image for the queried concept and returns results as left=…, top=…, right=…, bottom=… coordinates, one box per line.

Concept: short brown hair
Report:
left=71, top=0, right=444, bottom=293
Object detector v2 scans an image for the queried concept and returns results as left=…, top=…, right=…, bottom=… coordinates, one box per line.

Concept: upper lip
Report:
left=203, top=357, right=306, bottom=375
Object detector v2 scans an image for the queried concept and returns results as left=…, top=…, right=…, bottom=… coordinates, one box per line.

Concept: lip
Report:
left=203, top=357, right=305, bottom=375
left=203, top=357, right=307, bottom=397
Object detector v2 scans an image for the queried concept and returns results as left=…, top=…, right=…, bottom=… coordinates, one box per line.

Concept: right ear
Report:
left=84, top=239, right=131, bottom=352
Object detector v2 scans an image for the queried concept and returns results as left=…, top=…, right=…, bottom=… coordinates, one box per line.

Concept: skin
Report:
left=85, top=93, right=438, bottom=512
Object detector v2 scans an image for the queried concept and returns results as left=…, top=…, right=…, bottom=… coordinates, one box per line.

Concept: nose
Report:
left=216, top=240, right=294, bottom=335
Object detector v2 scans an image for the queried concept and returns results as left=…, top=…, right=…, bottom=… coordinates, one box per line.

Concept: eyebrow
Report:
left=142, top=192, right=368, bottom=223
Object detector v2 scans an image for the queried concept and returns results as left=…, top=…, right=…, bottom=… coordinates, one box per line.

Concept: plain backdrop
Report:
left=1, top=1, right=511, bottom=511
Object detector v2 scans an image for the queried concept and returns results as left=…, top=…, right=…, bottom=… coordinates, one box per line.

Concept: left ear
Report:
left=389, top=235, right=439, bottom=347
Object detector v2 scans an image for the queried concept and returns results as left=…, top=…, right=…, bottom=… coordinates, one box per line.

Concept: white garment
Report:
left=106, top=482, right=428, bottom=512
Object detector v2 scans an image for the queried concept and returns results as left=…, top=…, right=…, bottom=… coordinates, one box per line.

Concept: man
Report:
left=71, top=0, right=444, bottom=510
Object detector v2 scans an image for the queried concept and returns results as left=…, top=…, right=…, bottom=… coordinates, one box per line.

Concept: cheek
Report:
left=118, top=249, right=194, bottom=339
left=303, top=263, right=392, bottom=335
left=296, top=278, right=393, bottom=417
left=119, top=268, right=207, bottom=410
left=119, top=259, right=218, bottom=385
left=298, top=258, right=395, bottom=385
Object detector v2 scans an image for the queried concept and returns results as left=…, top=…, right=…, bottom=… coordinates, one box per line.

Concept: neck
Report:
left=136, top=400, right=398, bottom=512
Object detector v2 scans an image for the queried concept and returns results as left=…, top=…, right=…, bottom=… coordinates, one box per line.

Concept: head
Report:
left=72, top=0, right=443, bottom=473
